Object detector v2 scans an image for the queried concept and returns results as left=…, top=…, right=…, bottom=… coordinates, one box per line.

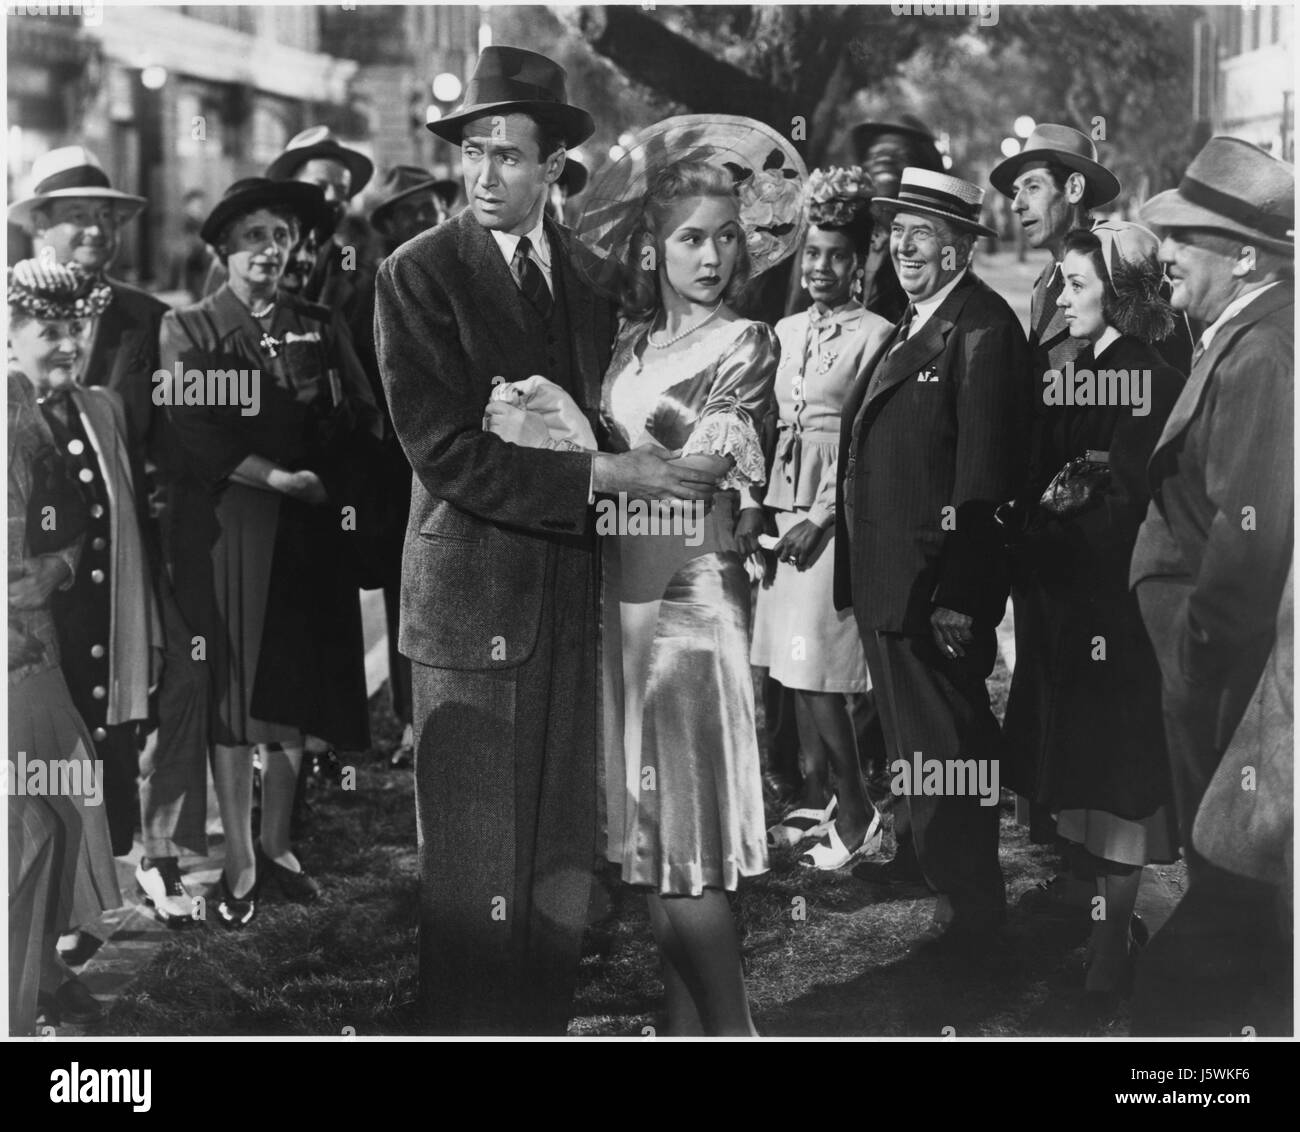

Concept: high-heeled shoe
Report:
left=798, top=807, right=883, bottom=870
left=215, top=869, right=259, bottom=929
left=257, top=845, right=321, bottom=903
left=767, top=796, right=837, bottom=849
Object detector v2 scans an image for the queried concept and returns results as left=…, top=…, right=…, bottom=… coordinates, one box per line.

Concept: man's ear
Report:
left=1232, top=245, right=1258, bottom=277
left=544, top=146, right=567, bottom=186
left=1064, top=171, right=1088, bottom=207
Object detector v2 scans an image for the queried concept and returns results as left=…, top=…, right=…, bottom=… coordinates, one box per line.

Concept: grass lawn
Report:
left=100, top=660, right=1162, bottom=1037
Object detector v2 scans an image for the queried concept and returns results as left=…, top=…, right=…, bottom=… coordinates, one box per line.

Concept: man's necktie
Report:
left=511, top=236, right=553, bottom=320
left=887, top=303, right=916, bottom=357
left=1190, top=338, right=1207, bottom=370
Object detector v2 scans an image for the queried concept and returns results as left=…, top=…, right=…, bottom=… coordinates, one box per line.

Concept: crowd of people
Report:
left=6, top=42, right=1293, bottom=1039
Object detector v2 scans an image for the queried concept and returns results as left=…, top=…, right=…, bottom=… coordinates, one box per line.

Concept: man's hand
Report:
left=282, top=470, right=328, bottom=506
left=930, top=605, right=975, bottom=659
left=484, top=401, right=551, bottom=448
left=593, top=445, right=721, bottom=502
left=772, top=519, right=825, bottom=572
left=734, top=508, right=767, bottom=558
left=8, top=556, right=71, bottom=611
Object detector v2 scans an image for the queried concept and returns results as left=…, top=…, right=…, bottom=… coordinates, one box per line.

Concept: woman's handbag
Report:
left=1038, top=449, right=1111, bottom=518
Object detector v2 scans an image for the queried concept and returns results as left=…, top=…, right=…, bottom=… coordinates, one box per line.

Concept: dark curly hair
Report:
left=619, top=159, right=752, bottom=321
left=1062, top=227, right=1175, bottom=344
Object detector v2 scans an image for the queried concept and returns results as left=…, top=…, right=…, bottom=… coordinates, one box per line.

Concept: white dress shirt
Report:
left=490, top=217, right=553, bottom=294
left=1196, top=281, right=1279, bottom=355
left=908, top=265, right=970, bottom=336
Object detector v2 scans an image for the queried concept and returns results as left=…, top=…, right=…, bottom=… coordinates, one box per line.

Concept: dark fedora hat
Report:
left=266, top=126, right=375, bottom=198
left=200, top=178, right=335, bottom=246
left=557, top=157, right=588, bottom=197
left=852, top=114, right=946, bottom=174
left=369, top=165, right=443, bottom=231
left=871, top=167, right=997, bottom=239
left=1141, top=135, right=1294, bottom=253
left=426, top=45, right=594, bottom=148
left=990, top=123, right=1120, bottom=208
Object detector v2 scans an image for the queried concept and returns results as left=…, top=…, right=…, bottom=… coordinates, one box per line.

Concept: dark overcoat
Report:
left=1002, top=334, right=1184, bottom=817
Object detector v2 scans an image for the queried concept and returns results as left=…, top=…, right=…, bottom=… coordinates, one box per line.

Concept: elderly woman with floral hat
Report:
left=743, top=166, right=894, bottom=868
left=8, top=259, right=125, bottom=1030
left=1000, top=221, right=1186, bottom=1006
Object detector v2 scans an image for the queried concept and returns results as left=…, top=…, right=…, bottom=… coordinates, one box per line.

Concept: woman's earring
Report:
left=799, top=272, right=810, bottom=294
left=851, top=268, right=865, bottom=302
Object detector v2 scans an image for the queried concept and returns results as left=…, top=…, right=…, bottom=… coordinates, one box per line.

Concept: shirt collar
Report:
left=1093, top=326, right=1122, bottom=358
left=911, top=265, right=969, bottom=325
left=490, top=216, right=550, bottom=268
left=1198, top=282, right=1279, bottom=353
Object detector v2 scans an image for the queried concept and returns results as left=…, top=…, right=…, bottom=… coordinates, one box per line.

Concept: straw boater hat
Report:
left=989, top=123, right=1121, bottom=209
left=8, top=146, right=146, bottom=235
left=266, top=126, right=374, bottom=198
left=425, top=46, right=594, bottom=148
left=1139, top=136, right=1294, bottom=255
left=871, top=167, right=997, bottom=239
left=576, top=114, right=808, bottom=297
left=199, top=178, right=335, bottom=247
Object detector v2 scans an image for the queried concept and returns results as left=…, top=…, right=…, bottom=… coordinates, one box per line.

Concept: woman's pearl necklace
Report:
left=647, top=299, right=724, bottom=349
left=248, top=298, right=276, bottom=319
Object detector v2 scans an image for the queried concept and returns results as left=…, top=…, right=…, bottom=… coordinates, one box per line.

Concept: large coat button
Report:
left=92, top=726, right=107, bottom=741
left=92, top=537, right=107, bottom=551
left=92, top=685, right=107, bottom=700
left=91, top=644, right=105, bottom=659
left=79, top=468, right=94, bottom=484
left=91, top=569, right=105, bottom=584
left=68, top=439, right=85, bottom=455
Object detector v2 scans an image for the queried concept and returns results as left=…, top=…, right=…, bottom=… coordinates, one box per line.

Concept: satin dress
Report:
left=600, top=318, right=778, bottom=896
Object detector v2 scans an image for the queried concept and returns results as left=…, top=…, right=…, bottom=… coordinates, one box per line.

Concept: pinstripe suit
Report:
left=834, top=270, right=1030, bottom=924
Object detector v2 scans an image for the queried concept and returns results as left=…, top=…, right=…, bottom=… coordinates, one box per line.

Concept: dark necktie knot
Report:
left=512, top=235, right=553, bottom=320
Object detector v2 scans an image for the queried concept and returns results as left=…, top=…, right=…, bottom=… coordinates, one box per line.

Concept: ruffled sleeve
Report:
left=680, top=322, right=779, bottom=491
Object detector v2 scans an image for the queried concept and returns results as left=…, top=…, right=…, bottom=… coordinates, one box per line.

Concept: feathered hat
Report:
left=1090, top=220, right=1176, bottom=343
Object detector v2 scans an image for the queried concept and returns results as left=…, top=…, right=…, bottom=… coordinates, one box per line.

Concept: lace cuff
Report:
left=682, top=411, right=766, bottom=491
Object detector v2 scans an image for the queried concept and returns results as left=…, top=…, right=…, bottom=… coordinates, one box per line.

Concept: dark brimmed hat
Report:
left=1140, top=136, right=1294, bottom=254
left=426, top=46, right=594, bottom=148
left=990, top=123, right=1121, bottom=208
left=852, top=115, right=945, bottom=174
left=200, top=178, right=334, bottom=246
left=8, top=146, right=146, bottom=234
left=369, top=166, right=443, bottom=232
left=266, top=127, right=374, bottom=198
left=871, top=167, right=996, bottom=239
left=557, top=158, right=588, bottom=197
left=431, top=179, right=460, bottom=211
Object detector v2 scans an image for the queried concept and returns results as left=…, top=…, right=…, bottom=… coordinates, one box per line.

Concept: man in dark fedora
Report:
left=1129, top=137, right=1294, bottom=1035
left=835, top=168, right=1030, bottom=954
left=9, top=146, right=212, bottom=937
left=350, top=165, right=456, bottom=767
left=375, top=45, right=718, bottom=1034
left=847, top=116, right=947, bottom=325
left=546, top=156, right=587, bottom=224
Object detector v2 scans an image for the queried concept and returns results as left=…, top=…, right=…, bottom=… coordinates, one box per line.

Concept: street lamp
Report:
left=1013, top=115, right=1036, bottom=139
left=426, top=105, right=443, bottom=126
left=1000, top=137, right=1021, bottom=158
left=432, top=73, right=462, bottom=104
left=140, top=65, right=168, bottom=90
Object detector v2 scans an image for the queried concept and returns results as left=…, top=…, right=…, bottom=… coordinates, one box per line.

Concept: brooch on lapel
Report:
left=817, top=350, right=839, bottom=375
left=259, top=332, right=283, bottom=358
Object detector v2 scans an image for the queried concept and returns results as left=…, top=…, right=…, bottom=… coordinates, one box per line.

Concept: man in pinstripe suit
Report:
left=835, top=169, right=1030, bottom=952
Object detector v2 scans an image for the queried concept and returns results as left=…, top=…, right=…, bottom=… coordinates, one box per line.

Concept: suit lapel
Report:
left=548, top=219, right=598, bottom=412
left=1151, top=282, right=1294, bottom=460
left=82, top=288, right=126, bottom=388
left=458, top=214, right=539, bottom=375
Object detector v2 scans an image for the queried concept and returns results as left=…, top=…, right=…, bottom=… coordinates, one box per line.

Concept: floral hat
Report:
left=576, top=114, right=808, bottom=296
left=8, top=258, right=113, bottom=321
left=806, top=165, right=875, bottom=228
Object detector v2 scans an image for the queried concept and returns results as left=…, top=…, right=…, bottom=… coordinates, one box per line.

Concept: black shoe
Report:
left=852, top=850, right=928, bottom=889
left=215, top=870, right=259, bottom=929
left=136, top=856, right=196, bottom=928
left=56, top=929, right=104, bottom=968
left=39, top=979, right=103, bottom=1026
left=258, top=847, right=321, bottom=903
